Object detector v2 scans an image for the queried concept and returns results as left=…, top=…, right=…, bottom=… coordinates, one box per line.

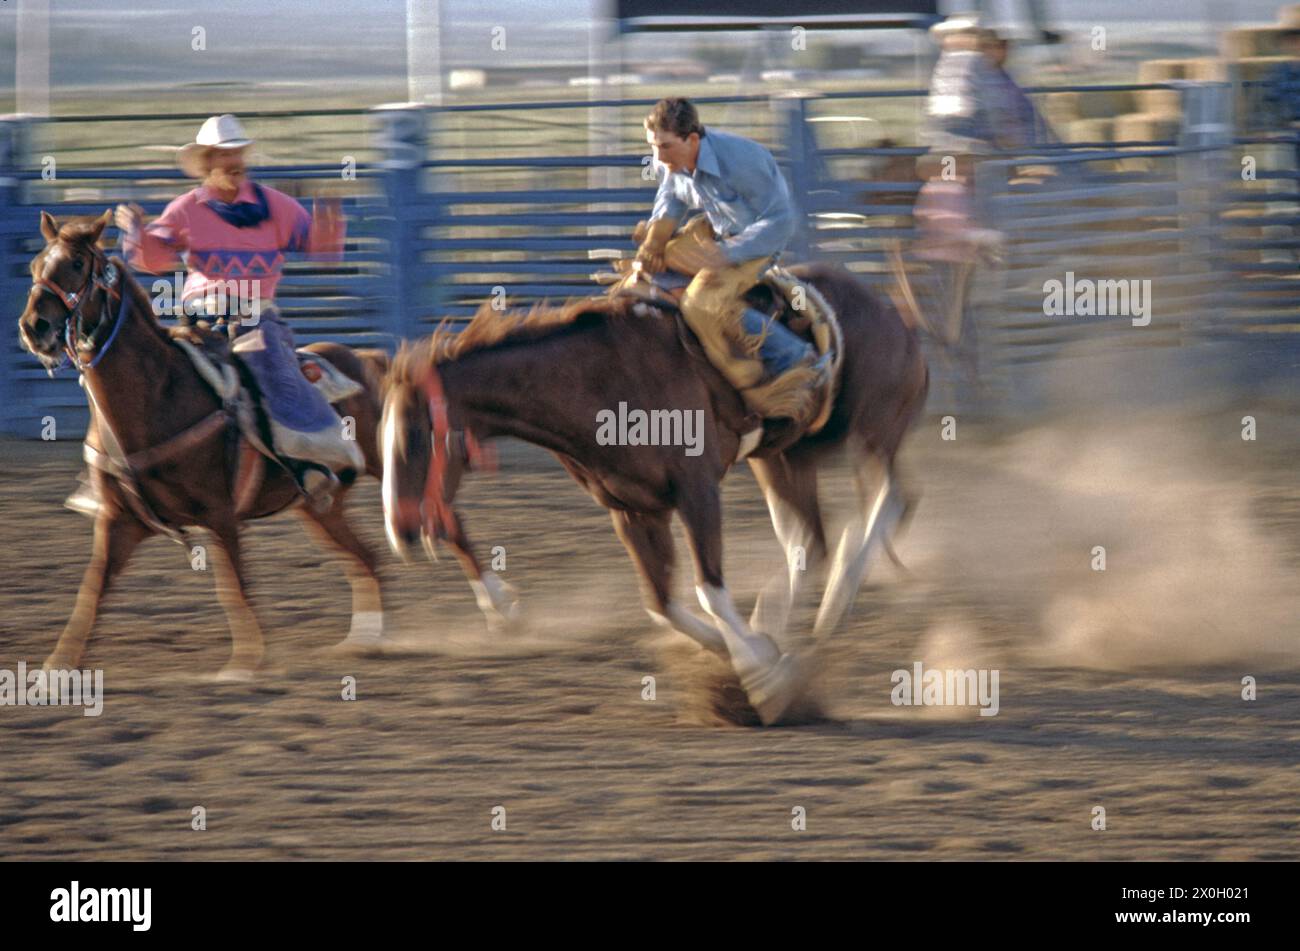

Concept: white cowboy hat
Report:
left=177, top=114, right=254, bottom=178
left=929, top=13, right=983, bottom=40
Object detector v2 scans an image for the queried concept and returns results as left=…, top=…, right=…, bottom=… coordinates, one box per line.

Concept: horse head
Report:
left=380, top=354, right=469, bottom=563
left=18, top=210, right=117, bottom=370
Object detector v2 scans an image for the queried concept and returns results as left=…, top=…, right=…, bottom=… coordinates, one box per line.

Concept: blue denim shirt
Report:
left=649, top=129, right=795, bottom=265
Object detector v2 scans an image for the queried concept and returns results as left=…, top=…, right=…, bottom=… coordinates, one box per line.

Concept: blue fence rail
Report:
left=3, top=83, right=1298, bottom=437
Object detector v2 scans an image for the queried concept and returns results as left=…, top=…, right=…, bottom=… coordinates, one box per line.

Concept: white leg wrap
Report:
left=750, top=489, right=816, bottom=637
left=698, top=583, right=805, bottom=726
left=814, top=473, right=901, bottom=638
left=697, top=583, right=781, bottom=677
left=345, top=610, right=384, bottom=644
left=471, top=571, right=518, bottom=620
left=648, top=602, right=728, bottom=656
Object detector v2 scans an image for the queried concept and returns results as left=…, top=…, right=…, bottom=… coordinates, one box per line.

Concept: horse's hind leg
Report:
left=43, top=513, right=149, bottom=670
left=299, top=497, right=386, bottom=650
left=207, top=520, right=265, bottom=680
left=748, top=455, right=828, bottom=639
left=610, top=509, right=725, bottom=656
left=813, top=451, right=906, bottom=638
left=676, top=483, right=803, bottom=725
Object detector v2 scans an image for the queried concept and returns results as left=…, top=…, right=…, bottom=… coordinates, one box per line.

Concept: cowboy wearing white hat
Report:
left=65, top=114, right=356, bottom=516
left=176, top=112, right=255, bottom=179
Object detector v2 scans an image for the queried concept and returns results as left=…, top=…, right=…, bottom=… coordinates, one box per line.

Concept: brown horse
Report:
left=17, top=210, right=395, bottom=678
left=381, top=263, right=929, bottom=724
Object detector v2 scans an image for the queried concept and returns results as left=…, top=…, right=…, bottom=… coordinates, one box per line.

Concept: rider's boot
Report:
left=740, top=306, right=830, bottom=385
left=271, top=421, right=364, bottom=512
left=295, top=462, right=342, bottom=512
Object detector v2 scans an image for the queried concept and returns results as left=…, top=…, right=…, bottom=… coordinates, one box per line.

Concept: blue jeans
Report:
left=740, top=307, right=813, bottom=375
left=231, top=308, right=338, bottom=433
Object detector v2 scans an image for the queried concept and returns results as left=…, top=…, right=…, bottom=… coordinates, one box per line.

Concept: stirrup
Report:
left=297, top=464, right=340, bottom=513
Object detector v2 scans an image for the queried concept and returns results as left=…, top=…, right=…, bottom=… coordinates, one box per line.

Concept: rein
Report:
left=417, top=364, right=496, bottom=537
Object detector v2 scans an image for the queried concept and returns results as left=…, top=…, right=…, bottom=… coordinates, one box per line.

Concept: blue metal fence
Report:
left=3, top=83, right=1297, bottom=438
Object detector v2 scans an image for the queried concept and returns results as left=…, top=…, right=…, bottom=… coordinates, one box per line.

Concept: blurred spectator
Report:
left=982, top=33, right=1050, bottom=148
left=911, top=15, right=1018, bottom=391
left=922, top=16, right=1001, bottom=156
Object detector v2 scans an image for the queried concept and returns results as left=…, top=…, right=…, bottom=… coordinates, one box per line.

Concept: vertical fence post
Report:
left=0, top=116, right=32, bottom=436
left=782, top=94, right=815, bottom=261
left=1177, top=81, right=1233, bottom=327
left=371, top=103, right=429, bottom=345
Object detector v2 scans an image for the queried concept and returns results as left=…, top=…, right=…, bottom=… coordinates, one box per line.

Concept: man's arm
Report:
left=649, top=161, right=687, bottom=224
left=276, top=190, right=346, bottom=260
left=119, top=196, right=189, bottom=274
left=719, top=149, right=795, bottom=264
left=637, top=163, right=685, bottom=272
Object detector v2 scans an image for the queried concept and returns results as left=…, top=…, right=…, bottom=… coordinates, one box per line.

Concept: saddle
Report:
left=596, top=252, right=843, bottom=454
left=167, top=324, right=362, bottom=514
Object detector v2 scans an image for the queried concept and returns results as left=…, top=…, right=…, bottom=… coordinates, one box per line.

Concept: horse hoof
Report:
left=486, top=608, right=525, bottom=636
left=213, top=666, right=257, bottom=683
left=740, top=653, right=807, bottom=726
left=327, top=635, right=386, bottom=657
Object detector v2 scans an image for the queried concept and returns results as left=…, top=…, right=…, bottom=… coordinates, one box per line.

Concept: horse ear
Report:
left=86, top=209, right=112, bottom=245
left=40, top=210, right=59, bottom=243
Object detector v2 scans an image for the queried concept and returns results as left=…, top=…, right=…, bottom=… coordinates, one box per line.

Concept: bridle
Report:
left=416, top=364, right=496, bottom=538
left=33, top=241, right=127, bottom=372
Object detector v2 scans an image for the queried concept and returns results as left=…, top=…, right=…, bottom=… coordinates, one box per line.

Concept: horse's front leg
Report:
left=206, top=517, right=266, bottom=680
left=44, top=506, right=150, bottom=670
left=439, top=507, right=521, bottom=634
left=677, top=481, right=807, bottom=726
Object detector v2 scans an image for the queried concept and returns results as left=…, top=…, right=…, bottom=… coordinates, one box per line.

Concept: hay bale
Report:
left=1039, top=91, right=1084, bottom=128
left=1062, top=117, right=1114, bottom=143
left=1224, top=27, right=1283, bottom=60
left=1137, top=59, right=1194, bottom=83
left=1057, top=89, right=1137, bottom=121
left=1137, top=87, right=1183, bottom=117
left=1187, top=58, right=1230, bottom=82
left=1113, top=111, right=1181, bottom=143
left=1234, top=55, right=1294, bottom=82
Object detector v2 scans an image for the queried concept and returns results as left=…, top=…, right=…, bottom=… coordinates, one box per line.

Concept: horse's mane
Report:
left=389, top=295, right=637, bottom=385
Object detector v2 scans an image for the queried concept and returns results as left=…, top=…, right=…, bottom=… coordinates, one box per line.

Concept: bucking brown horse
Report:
left=381, top=263, right=929, bottom=724
left=17, top=210, right=395, bottom=678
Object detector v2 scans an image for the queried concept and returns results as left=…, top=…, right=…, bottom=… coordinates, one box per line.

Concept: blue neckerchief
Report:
left=203, top=183, right=270, bottom=228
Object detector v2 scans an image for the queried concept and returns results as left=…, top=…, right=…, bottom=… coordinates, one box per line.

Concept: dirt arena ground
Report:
left=1, top=394, right=1297, bottom=860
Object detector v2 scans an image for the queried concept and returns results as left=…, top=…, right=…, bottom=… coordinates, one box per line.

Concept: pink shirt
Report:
left=124, top=181, right=341, bottom=304
left=912, top=179, right=979, bottom=264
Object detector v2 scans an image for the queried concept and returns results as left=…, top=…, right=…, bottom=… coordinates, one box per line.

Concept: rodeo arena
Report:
left=0, top=0, right=1298, bottom=902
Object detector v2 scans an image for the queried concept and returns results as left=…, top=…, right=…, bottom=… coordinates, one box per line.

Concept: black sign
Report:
left=615, top=0, right=940, bottom=19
